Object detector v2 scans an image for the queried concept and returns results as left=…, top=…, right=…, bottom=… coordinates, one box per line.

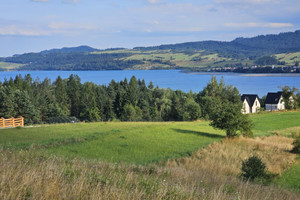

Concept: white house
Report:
left=241, top=94, right=261, bottom=114
left=265, top=92, right=285, bottom=111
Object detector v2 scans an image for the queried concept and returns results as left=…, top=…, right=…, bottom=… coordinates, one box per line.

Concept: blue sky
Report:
left=0, top=0, right=299, bottom=56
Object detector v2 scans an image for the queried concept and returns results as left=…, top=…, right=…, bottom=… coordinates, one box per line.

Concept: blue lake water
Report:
left=1, top=70, right=300, bottom=97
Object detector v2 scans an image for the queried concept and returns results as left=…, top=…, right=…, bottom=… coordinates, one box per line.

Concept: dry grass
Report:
left=272, top=126, right=300, bottom=137
left=0, top=135, right=299, bottom=200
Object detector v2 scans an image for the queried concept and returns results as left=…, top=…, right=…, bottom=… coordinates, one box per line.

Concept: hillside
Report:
left=0, top=112, right=300, bottom=199
left=0, top=30, right=299, bottom=71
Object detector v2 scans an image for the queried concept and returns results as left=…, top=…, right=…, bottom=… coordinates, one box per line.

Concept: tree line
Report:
left=0, top=74, right=252, bottom=137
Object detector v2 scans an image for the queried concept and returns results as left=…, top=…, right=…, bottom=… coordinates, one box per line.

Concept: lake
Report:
left=1, top=70, right=300, bottom=97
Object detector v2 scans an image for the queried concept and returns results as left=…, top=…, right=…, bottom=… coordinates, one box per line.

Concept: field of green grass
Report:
left=0, top=122, right=224, bottom=165
left=0, top=61, right=22, bottom=70
left=275, top=52, right=300, bottom=66
left=1, top=111, right=300, bottom=165
left=251, top=111, right=300, bottom=136
left=91, top=48, right=242, bottom=69
left=276, top=161, right=300, bottom=191
left=1, top=111, right=300, bottom=198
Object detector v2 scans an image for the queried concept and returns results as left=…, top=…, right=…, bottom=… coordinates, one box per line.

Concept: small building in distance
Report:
left=265, top=91, right=285, bottom=111
left=241, top=94, right=261, bottom=114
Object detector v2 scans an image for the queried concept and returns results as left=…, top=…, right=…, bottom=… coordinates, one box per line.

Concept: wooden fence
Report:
left=0, top=117, right=24, bottom=128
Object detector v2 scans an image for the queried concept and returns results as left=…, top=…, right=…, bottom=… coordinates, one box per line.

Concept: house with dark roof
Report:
left=241, top=94, right=261, bottom=114
left=265, top=91, right=285, bottom=111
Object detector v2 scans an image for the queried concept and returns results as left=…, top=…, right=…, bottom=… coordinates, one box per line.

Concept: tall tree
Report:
left=67, top=74, right=81, bottom=118
left=199, top=77, right=253, bottom=137
left=54, top=76, right=70, bottom=116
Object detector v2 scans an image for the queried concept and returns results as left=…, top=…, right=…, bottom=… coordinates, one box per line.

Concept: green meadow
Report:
left=251, top=111, right=300, bottom=136
left=0, top=122, right=225, bottom=165
left=1, top=111, right=300, bottom=198
left=1, top=111, right=300, bottom=165
left=275, top=51, right=300, bottom=65
left=0, top=62, right=23, bottom=70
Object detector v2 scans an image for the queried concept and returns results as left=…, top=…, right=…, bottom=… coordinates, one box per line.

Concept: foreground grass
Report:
left=0, top=135, right=298, bottom=200
left=276, top=161, right=300, bottom=191
left=0, top=122, right=224, bottom=165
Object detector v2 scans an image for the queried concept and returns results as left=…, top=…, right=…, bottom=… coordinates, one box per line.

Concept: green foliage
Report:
left=198, top=77, right=253, bottom=137
left=183, top=98, right=201, bottom=121
left=241, top=155, right=271, bottom=183
left=280, top=85, right=299, bottom=110
left=255, top=56, right=278, bottom=66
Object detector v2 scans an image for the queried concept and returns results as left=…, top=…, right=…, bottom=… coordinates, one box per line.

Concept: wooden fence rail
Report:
left=0, top=117, right=24, bottom=128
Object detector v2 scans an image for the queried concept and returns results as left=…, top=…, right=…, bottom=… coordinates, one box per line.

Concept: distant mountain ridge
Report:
left=134, top=30, right=300, bottom=57
left=40, top=45, right=99, bottom=54
left=0, top=30, right=299, bottom=71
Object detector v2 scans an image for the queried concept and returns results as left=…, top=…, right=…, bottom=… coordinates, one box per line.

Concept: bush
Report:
left=291, top=135, right=300, bottom=154
left=46, top=116, right=80, bottom=124
left=241, top=155, right=270, bottom=182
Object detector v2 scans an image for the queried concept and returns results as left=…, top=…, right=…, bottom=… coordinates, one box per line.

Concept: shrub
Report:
left=291, top=135, right=300, bottom=154
left=241, top=155, right=270, bottom=182
left=46, top=116, right=80, bottom=124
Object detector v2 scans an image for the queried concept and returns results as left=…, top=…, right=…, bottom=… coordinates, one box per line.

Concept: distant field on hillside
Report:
left=275, top=52, right=300, bottom=66
left=0, top=62, right=22, bottom=70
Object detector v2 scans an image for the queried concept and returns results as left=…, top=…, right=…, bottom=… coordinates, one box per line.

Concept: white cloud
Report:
left=214, top=0, right=281, bottom=4
left=63, top=0, right=79, bottom=4
left=48, top=22, right=95, bottom=30
left=0, top=25, right=50, bottom=36
left=147, top=0, right=163, bottom=4
left=31, top=0, right=50, bottom=2
left=224, top=22, right=294, bottom=28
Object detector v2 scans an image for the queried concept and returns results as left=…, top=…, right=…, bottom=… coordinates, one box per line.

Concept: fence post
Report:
left=21, top=116, right=24, bottom=127
left=12, top=117, right=15, bottom=127
left=0, top=117, right=4, bottom=128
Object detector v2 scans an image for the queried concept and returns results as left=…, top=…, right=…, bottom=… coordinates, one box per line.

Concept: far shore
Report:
left=182, top=71, right=300, bottom=77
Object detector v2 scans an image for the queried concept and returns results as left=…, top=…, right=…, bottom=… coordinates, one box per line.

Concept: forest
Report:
left=0, top=74, right=243, bottom=126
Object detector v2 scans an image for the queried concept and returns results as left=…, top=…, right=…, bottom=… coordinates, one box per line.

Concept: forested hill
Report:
left=0, top=30, right=299, bottom=71
left=134, top=30, right=300, bottom=57
left=40, top=45, right=99, bottom=54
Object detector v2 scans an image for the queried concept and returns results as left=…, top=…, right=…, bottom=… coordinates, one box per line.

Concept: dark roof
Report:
left=241, top=94, right=259, bottom=107
left=265, top=91, right=283, bottom=104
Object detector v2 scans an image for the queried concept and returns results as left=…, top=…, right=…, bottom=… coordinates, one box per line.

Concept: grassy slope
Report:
left=276, top=160, right=300, bottom=192
left=275, top=52, right=300, bottom=65
left=1, top=111, right=300, bottom=197
left=251, top=111, right=300, bottom=136
left=1, top=111, right=300, bottom=164
left=93, top=49, right=242, bottom=69
left=0, top=122, right=224, bottom=165
left=0, top=62, right=22, bottom=70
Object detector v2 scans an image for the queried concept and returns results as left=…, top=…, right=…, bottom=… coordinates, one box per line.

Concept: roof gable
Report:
left=241, top=94, right=259, bottom=107
left=265, top=92, right=283, bottom=104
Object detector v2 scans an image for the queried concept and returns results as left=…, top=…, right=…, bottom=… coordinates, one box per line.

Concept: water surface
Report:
left=1, top=70, right=300, bottom=97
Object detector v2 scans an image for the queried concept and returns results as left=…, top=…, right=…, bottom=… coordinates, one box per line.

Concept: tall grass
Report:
left=0, top=135, right=299, bottom=199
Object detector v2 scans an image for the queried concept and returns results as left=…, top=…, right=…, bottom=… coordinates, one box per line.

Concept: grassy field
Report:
left=1, top=111, right=300, bottom=164
left=0, top=61, right=22, bottom=70
left=276, top=161, right=300, bottom=191
left=251, top=111, right=300, bottom=136
left=1, top=111, right=300, bottom=199
left=0, top=131, right=298, bottom=199
left=0, top=122, right=225, bottom=165
left=275, top=52, right=300, bottom=65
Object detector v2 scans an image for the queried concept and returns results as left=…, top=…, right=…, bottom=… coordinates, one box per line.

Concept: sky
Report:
left=0, top=0, right=299, bottom=56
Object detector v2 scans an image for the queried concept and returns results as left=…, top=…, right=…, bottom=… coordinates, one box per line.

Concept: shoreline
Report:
left=181, top=71, right=300, bottom=77
left=1, top=69, right=300, bottom=77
